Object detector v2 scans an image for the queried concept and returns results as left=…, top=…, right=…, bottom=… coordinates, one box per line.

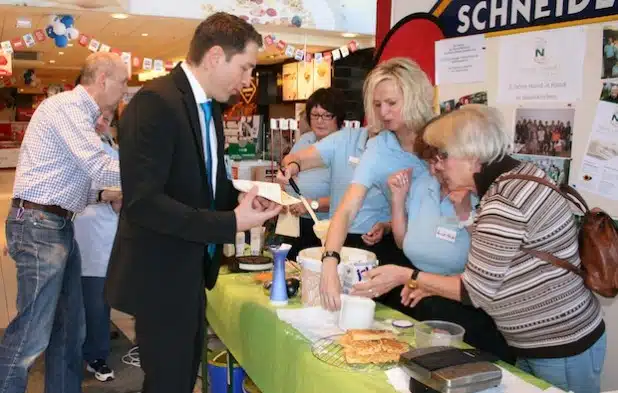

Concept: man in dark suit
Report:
left=105, top=13, right=280, bottom=393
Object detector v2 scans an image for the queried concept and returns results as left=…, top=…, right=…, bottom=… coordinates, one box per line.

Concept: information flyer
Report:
left=576, top=99, right=618, bottom=201
left=435, top=35, right=486, bottom=85
left=497, top=26, right=586, bottom=103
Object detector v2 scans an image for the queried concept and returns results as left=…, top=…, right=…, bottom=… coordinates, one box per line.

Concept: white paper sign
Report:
left=142, top=58, right=153, bottom=70
left=99, top=44, right=111, bottom=52
left=1, top=41, right=13, bottom=54
left=153, top=59, right=164, bottom=71
left=576, top=100, right=618, bottom=200
left=497, top=26, right=586, bottom=103
left=435, top=34, right=486, bottom=85
left=23, top=34, right=35, bottom=48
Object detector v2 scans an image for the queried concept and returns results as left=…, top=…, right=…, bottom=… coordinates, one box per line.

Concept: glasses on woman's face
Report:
left=310, top=112, right=335, bottom=122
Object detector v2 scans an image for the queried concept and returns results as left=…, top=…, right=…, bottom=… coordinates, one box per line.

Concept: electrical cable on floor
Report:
left=122, top=345, right=141, bottom=367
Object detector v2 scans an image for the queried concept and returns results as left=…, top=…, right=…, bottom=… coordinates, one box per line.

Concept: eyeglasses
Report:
left=436, top=151, right=449, bottom=161
left=310, top=112, right=335, bottom=121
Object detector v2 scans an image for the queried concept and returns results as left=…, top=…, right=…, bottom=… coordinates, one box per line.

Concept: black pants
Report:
left=343, top=233, right=515, bottom=364
left=135, top=290, right=205, bottom=393
left=286, top=217, right=323, bottom=262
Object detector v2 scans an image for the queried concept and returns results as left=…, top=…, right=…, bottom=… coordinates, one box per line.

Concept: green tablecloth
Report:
left=206, top=270, right=552, bottom=393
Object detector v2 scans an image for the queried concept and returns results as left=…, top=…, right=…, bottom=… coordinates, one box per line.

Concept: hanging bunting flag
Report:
left=276, top=40, right=286, bottom=51
left=1, top=41, right=13, bottom=54
left=88, top=39, right=100, bottom=52
left=153, top=59, right=164, bottom=72
left=314, top=52, right=323, bottom=63
left=284, top=45, right=295, bottom=57
left=305, top=52, right=313, bottom=63
left=34, top=29, right=46, bottom=42
left=23, top=34, right=35, bottom=48
left=132, top=56, right=141, bottom=68
left=331, top=49, right=341, bottom=61
left=340, top=45, right=350, bottom=58
left=143, top=58, right=153, bottom=70
left=78, top=34, right=89, bottom=47
left=294, top=49, right=304, bottom=61
left=99, top=44, right=111, bottom=53
left=348, top=40, right=359, bottom=53
left=121, top=52, right=132, bottom=77
left=10, top=38, right=25, bottom=51
left=323, top=52, right=332, bottom=63
left=264, top=35, right=274, bottom=46
left=111, top=48, right=122, bottom=55
left=164, top=61, right=174, bottom=71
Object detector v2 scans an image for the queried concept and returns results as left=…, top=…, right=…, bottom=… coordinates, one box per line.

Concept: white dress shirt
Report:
left=180, top=61, right=218, bottom=196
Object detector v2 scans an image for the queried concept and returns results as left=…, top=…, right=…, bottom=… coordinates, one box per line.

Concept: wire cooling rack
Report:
left=311, top=334, right=404, bottom=372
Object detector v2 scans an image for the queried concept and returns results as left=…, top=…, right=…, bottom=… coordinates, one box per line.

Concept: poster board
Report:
left=436, top=22, right=618, bottom=219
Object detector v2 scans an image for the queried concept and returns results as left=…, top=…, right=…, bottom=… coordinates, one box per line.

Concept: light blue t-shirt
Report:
left=287, top=132, right=329, bottom=221
left=605, top=43, right=616, bottom=59
left=352, top=131, right=428, bottom=201
left=403, top=173, right=476, bottom=275
left=314, top=127, right=389, bottom=234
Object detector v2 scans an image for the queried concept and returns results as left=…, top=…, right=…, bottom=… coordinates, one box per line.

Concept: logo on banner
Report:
left=611, top=110, right=618, bottom=128
left=533, top=38, right=547, bottom=64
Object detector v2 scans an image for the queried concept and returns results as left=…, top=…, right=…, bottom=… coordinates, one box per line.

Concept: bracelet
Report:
left=288, top=161, right=301, bottom=173
left=321, top=251, right=341, bottom=265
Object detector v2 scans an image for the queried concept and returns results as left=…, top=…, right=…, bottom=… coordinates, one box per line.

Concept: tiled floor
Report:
left=110, top=309, right=226, bottom=393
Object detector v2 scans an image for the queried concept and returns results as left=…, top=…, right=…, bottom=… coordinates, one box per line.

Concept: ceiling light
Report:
left=342, top=33, right=357, bottom=38
left=141, top=33, right=148, bottom=37
left=58, top=51, right=64, bottom=55
left=49, top=60, right=56, bottom=64
left=111, top=13, right=129, bottom=19
left=67, top=43, right=74, bottom=47
left=16, top=18, right=32, bottom=29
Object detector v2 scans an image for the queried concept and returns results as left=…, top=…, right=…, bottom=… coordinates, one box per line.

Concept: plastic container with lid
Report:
left=297, top=247, right=378, bottom=306
left=414, top=320, right=465, bottom=348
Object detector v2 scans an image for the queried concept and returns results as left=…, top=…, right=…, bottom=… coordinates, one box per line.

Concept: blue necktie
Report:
left=200, top=101, right=216, bottom=258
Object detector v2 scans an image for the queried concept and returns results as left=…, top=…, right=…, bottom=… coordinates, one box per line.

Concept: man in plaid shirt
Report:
left=0, top=52, right=127, bottom=393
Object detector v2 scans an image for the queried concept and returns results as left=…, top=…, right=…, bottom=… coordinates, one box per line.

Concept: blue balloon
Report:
left=291, top=15, right=302, bottom=27
left=60, top=15, right=74, bottom=27
left=54, top=35, right=68, bottom=48
left=46, top=25, right=57, bottom=39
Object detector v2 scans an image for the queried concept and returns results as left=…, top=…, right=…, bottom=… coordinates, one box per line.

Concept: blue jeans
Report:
left=81, top=276, right=110, bottom=363
left=0, top=207, right=85, bottom=393
left=516, top=333, right=606, bottom=393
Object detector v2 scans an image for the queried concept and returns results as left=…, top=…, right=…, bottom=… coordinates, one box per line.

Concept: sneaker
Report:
left=86, top=359, right=115, bottom=382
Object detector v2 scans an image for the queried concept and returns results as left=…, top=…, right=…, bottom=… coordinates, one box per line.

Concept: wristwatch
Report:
left=407, top=269, right=420, bottom=289
left=310, top=199, right=319, bottom=211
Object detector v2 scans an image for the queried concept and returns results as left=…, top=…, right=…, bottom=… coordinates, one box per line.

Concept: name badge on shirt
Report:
left=436, top=226, right=457, bottom=243
left=349, top=156, right=360, bottom=165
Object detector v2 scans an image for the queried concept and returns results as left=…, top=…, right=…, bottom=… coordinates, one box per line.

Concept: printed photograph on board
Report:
left=513, top=108, right=574, bottom=158
left=440, top=99, right=455, bottom=114
left=512, top=154, right=571, bottom=186
left=602, top=25, right=618, bottom=79
left=457, top=91, right=487, bottom=108
left=600, top=81, right=618, bottom=104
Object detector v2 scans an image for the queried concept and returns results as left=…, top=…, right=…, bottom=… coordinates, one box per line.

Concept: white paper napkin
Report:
left=233, top=179, right=301, bottom=206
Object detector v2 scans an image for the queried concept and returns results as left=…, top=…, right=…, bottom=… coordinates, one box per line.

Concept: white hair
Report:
left=423, top=105, right=511, bottom=164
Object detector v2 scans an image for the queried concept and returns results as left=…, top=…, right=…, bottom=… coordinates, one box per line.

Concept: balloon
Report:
left=291, top=15, right=302, bottom=27
left=46, top=25, right=57, bottom=39
left=60, top=15, right=74, bottom=27
left=54, top=35, right=69, bottom=48
left=66, top=27, right=79, bottom=40
left=53, top=22, right=66, bottom=36
left=48, top=14, right=60, bottom=25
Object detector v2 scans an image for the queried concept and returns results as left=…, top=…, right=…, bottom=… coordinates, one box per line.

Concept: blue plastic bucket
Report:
left=207, top=350, right=246, bottom=393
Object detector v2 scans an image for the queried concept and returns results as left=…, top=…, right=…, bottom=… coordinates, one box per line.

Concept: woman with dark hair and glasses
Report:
left=284, top=87, right=345, bottom=260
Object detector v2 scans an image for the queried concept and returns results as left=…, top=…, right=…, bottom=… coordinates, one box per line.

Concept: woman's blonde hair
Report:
left=423, top=105, right=511, bottom=164
left=363, top=57, right=435, bottom=134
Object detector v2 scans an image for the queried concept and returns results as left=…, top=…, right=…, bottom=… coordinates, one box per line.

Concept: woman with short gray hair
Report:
left=401, top=105, right=606, bottom=393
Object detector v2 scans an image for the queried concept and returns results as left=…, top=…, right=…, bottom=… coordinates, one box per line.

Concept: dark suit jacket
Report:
left=105, top=65, right=239, bottom=316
